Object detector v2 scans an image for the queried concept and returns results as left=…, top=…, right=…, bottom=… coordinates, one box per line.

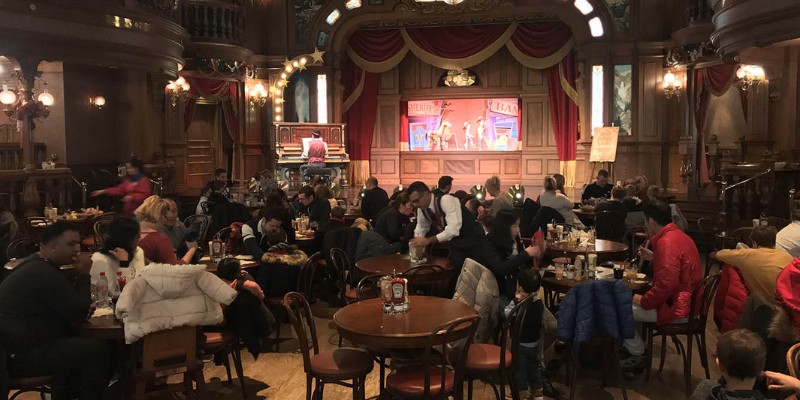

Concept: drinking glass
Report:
left=554, top=264, right=564, bottom=280
left=625, top=263, right=638, bottom=280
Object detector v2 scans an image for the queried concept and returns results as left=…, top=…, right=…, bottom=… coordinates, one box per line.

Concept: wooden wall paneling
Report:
left=400, top=56, right=417, bottom=91
left=637, top=58, right=663, bottom=142
left=379, top=67, right=399, bottom=95
left=478, top=159, right=501, bottom=174
left=523, top=97, right=547, bottom=148
left=419, top=61, right=433, bottom=89
left=376, top=99, right=400, bottom=149
left=747, top=86, right=769, bottom=139
left=486, top=52, right=503, bottom=88
left=524, top=68, right=544, bottom=90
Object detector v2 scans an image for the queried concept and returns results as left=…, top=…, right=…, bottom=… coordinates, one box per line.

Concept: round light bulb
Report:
left=752, top=66, right=765, bottom=79
left=736, top=67, right=746, bottom=79
left=285, top=66, right=293, bottom=73
left=166, top=82, right=177, bottom=91
left=254, top=83, right=265, bottom=93
left=175, top=76, right=185, bottom=86
left=181, top=83, right=190, bottom=91
left=277, top=81, right=284, bottom=87
left=275, top=115, right=282, bottom=121
left=292, top=61, right=299, bottom=68
left=275, top=106, right=281, bottom=112
left=38, top=91, right=55, bottom=106
left=300, top=58, right=307, bottom=65
left=0, top=89, right=17, bottom=105
left=274, top=89, right=281, bottom=95
left=280, top=73, right=287, bottom=79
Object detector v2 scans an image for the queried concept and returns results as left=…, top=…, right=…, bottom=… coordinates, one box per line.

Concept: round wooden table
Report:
left=546, top=239, right=628, bottom=263
left=541, top=273, right=651, bottom=295
left=355, top=254, right=450, bottom=276
left=334, top=296, right=478, bottom=349
left=76, top=314, right=125, bottom=341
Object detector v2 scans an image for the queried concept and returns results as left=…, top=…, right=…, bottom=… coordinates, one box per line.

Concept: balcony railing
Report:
left=182, top=0, right=245, bottom=45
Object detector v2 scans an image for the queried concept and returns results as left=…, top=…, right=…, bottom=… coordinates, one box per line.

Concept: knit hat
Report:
left=268, top=242, right=293, bottom=253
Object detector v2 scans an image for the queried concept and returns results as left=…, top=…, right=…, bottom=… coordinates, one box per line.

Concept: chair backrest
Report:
left=93, top=219, right=112, bottom=249
left=504, top=295, right=535, bottom=369
left=355, top=274, right=383, bottom=301
left=283, top=291, right=319, bottom=373
left=787, top=342, right=800, bottom=378
left=329, top=247, right=354, bottom=292
left=297, top=252, right=321, bottom=301
left=530, top=206, right=565, bottom=234
left=6, top=237, right=39, bottom=260
left=689, top=273, right=722, bottom=331
left=595, top=211, right=627, bottom=240
left=624, top=226, right=647, bottom=260
left=184, top=214, right=212, bottom=245
left=140, top=325, right=198, bottom=374
left=732, top=227, right=754, bottom=247
left=419, top=315, right=479, bottom=399
left=762, top=216, right=789, bottom=230
left=402, top=264, right=448, bottom=297
left=213, top=227, right=232, bottom=242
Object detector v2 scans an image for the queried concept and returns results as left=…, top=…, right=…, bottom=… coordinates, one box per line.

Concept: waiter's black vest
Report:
left=423, top=194, right=484, bottom=249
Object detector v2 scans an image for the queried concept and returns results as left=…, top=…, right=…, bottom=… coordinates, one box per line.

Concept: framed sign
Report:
left=589, top=126, right=620, bottom=162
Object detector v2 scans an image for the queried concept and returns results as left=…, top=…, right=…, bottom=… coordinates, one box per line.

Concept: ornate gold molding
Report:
left=394, top=0, right=514, bottom=14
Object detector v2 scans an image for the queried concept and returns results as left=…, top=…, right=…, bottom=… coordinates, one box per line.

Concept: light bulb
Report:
left=175, top=76, right=185, bottom=86
left=736, top=67, right=746, bottom=79
left=274, top=89, right=281, bottom=95
left=166, top=82, right=177, bottom=91
left=277, top=81, right=284, bottom=87
left=181, top=83, right=190, bottom=91
left=38, top=91, right=55, bottom=106
left=292, top=61, right=299, bottom=68
left=752, top=66, right=765, bottom=79
left=300, top=58, right=307, bottom=65
left=254, top=83, right=265, bottom=93
left=280, top=73, right=287, bottom=79
left=275, top=115, right=282, bottom=121
left=275, top=106, right=281, bottom=112
left=0, top=86, right=17, bottom=106
left=285, top=66, right=293, bottom=73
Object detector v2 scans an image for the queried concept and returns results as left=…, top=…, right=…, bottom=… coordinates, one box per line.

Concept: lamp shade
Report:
left=0, top=89, right=17, bottom=105
left=508, top=184, right=525, bottom=202
left=38, top=91, right=55, bottom=106
left=470, top=185, right=486, bottom=200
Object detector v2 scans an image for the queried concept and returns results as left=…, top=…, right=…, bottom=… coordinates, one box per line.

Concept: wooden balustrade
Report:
left=181, top=0, right=245, bottom=45
left=0, top=168, right=73, bottom=216
left=0, top=143, right=48, bottom=170
left=720, top=163, right=800, bottom=226
left=133, top=0, right=180, bottom=21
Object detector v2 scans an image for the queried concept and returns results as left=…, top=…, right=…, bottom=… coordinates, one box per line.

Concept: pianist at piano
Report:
left=273, top=123, right=350, bottom=189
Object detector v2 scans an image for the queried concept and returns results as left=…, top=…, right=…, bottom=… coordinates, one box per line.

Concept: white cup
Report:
left=752, top=219, right=760, bottom=227
left=761, top=220, right=769, bottom=226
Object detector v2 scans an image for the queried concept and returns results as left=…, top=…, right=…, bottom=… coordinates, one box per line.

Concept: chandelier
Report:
left=735, top=64, right=765, bottom=91
left=165, top=76, right=190, bottom=107
left=248, top=82, right=268, bottom=111
left=443, top=70, right=476, bottom=87
left=662, top=70, right=682, bottom=99
left=0, top=75, right=54, bottom=122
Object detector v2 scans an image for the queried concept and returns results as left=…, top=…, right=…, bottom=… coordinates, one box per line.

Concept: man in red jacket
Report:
left=622, top=201, right=702, bottom=371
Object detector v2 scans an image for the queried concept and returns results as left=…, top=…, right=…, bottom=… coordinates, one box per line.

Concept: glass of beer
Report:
left=554, top=264, right=564, bottom=280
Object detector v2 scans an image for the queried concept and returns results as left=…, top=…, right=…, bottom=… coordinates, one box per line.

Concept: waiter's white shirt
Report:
left=414, top=194, right=463, bottom=243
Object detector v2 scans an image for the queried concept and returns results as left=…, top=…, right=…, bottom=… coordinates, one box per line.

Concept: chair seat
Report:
left=465, top=343, right=512, bottom=371
left=9, top=375, right=54, bottom=389
left=203, top=331, right=236, bottom=347
left=386, top=365, right=455, bottom=397
left=645, top=320, right=700, bottom=335
left=310, top=348, right=374, bottom=378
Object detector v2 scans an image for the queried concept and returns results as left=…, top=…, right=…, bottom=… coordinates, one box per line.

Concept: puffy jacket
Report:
left=115, top=263, right=237, bottom=343
left=640, top=223, right=702, bottom=324
left=713, top=264, right=749, bottom=333
left=453, top=258, right=499, bottom=343
left=257, top=248, right=308, bottom=298
left=104, top=175, right=152, bottom=217
left=557, top=279, right=635, bottom=343
left=775, top=257, right=800, bottom=331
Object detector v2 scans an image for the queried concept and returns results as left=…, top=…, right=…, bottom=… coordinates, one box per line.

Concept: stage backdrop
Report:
left=406, top=98, right=520, bottom=152
left=341, top=21, right=579, bottom=186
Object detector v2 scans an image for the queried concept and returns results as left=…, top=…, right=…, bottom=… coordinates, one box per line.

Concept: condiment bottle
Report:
left=391, top=270, right=406, bottom=313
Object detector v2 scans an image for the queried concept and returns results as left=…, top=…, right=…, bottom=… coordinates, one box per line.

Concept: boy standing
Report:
left=504, top=268, right=545, bottom=400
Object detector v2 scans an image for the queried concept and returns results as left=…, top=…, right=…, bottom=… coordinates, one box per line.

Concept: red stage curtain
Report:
left=546, top=52, right=579, bottom=162
left=404, top=24, right=510, bottom=59
left=342, top=57, right=379, bottom=184
left=510, top=21, right=574, bottom=57
left=400, top=100, right=409, bottom=150
left=183, top=78, right=239, bottom=142
left=347, top=29, right=406, bottom=64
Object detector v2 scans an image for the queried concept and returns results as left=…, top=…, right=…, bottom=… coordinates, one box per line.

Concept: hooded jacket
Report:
left=115, top=263, right=237, bottom=344
left=640, top=223, right=702, bottom=324
left=452, top=258, right=499, bottom=343
left=775, top=257, right=800, bottom=331
left=257, top=247, right=309, bottom=298
left=713, top=264, right=748, bottom=333
left=557, top=279, right=635, bottom=343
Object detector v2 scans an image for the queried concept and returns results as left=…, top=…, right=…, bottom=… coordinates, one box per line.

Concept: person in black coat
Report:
left=292, top=185, right=331, bottom=228
left=360, top=176, right=389, bottom=222
left=374, top=192, right=415, bottom=253
left=594, top=186, right=627, bottom=214
left=483, top=209, right=541, bottom=300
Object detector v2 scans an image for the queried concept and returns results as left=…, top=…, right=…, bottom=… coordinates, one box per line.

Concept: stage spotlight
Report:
left=470, top=184, right=486, bottom=201
left=509, top=184, right=525, bottom=205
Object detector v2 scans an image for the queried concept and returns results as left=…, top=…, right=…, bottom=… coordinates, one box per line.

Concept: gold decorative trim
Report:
left=560, top=160, right=577, bottom=185
left=346, top=45, right=410, bottom=74
left=505, top=37, right=574, bottom=70
left=342, top=69, right=366, bottom=113
left=559, top=61, right=580, bottom=106
left=704, top=68, right=735, bottom=97
left=400, top=23, right=517, bottom=70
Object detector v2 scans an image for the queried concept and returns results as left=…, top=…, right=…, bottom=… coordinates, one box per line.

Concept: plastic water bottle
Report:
left=97, top=272, right=110, bottom=308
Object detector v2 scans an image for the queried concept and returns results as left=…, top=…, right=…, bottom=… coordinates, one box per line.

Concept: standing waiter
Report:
left=408, top=181, right=485, bottom=273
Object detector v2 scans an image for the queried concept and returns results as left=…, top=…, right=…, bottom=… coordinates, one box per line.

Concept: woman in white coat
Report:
left=90, top=217, right=146, bottom=295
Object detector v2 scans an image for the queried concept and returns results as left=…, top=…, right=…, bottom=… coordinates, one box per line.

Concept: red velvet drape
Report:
left=182, top=78, right=239, bottom=142
left=404, top=24, right=510, bottom=59
left=347, top=29, right=405, bottom=63
left=400, top=100, right=409, bottom=146
left=546, top=53, right=579, bottom=161
left=509, top=21, right=574, bottom=57
left=342, top=58, right=378, bottom=161
left=695, top=65, right=740, bottom=185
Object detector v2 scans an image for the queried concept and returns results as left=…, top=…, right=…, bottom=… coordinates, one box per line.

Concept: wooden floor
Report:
left=196, top=295, right=721, bottom=400
left=13, top=289, right=721, bottom=400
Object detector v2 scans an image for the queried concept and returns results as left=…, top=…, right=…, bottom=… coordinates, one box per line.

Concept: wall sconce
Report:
left=662, top=70, right=682, bottom=99
left=735, top=64, right=765, bottom=91
left=165, top=76, right=190, bottom=107
left=470, top=184, right=486, bottom=201
left=248, top=82, right=268, bottom=111
left=90, top=96, right=106, bottom=109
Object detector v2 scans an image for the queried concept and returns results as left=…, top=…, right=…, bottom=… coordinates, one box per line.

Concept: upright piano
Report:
left=273, top=123, right=350, bottom=188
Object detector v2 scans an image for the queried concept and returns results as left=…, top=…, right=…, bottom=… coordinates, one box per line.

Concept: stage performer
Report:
left=300, top=129, right=328, bottom=179
left=463, top=121, right=475, bottom=150
left=440, top=120, right=453, bottom=151
left=477, top=116, right=486, bottom=150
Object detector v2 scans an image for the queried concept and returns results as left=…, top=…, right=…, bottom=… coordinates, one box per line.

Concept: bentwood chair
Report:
left=644, top=273, right=722, bottom=396
left=2, top=345, right=54, bottom=400
left=265, top=252, right=321, bottom=352
left=202, top=330, right=247, bottom=398
left=402, top=264, right=449, bottom=297
left=283, top=291, right=373, bottom=400
left=330, top=247, right=357, bottom=306
left=6, top=237, right=39, bottom=260
left=184, top=214, right=212, bottom=247
left=133, top=326, right=208, bottom=400
left=595, top=211, right=627, bottom=242
left=385, top=315, right=480, bottom=400
left=465, top=295, right=534, bottom=400
left=696, top=217, right=722, bottom=276
left=787, top=342, right=800, bottom=378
